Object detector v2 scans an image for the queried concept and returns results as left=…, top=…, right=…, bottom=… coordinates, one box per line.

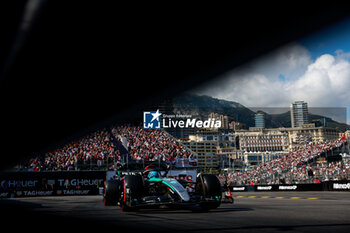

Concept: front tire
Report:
left=104, top=180, right=120, bottom=206
left=120, top=175, right=143, bottom=211
left=198, top=174, right=222, bottom=210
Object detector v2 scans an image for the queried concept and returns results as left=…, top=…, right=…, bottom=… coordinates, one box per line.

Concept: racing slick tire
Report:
left=120, top=175, right=144, bottom=212
left=228, top=197, right=234, bottom=204
left=103, top=180, right=120, bottom=206
left=199, top=174, right=222, bottom=210
left=223, top=196, right=234, bottom=204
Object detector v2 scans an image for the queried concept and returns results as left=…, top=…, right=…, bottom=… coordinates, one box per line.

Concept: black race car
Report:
left=103, top=163, right=222, bottom=211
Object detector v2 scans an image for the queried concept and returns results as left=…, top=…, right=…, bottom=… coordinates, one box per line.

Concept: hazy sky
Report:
left=193, top=18, right=350, bottom=124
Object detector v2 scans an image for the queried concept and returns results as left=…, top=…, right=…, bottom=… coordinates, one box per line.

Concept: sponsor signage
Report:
left=61, top=190, right=90, bottom=195
left=0, top=171, right=106, bottom=198
left=57, top=179, right=104, bottom=187
left=257, top=186, right=272, bottom=191
left=333, top=183, right=350, bottom=190
left=0, top=192, right=9, bottom=197
left=323, top=181, right=350, bottom=191
left=22, top=190, right=54, bottom=196
left=230, top=183, right=324, bottom=192
left=1, top=180, right=39, bottom=188
left=231, top=186, right=246, bottom=191
left=279, top=185, right=298, bottom=190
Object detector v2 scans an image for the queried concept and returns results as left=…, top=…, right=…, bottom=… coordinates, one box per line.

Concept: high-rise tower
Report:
left=290, top=101, right=309, bottom=128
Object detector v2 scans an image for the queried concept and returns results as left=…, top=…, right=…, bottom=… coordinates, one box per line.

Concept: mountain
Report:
left=171, top=93, right=349, bottom=131
left=172, top=94, right=256, bottom=127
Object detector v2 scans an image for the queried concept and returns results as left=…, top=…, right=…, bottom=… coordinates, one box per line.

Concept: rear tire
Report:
left=228, top=197, right=234, bottom=204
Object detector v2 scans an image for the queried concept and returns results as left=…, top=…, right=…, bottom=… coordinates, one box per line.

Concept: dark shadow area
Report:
left=0, top=199, right=116, bottom=231
left=2, top=197, right=350, bottom=233
left=2, top=4, right=350, bottom=171
left=0, top=198, right=46, bottom=209
left=0, top=199, right=250, bottom=232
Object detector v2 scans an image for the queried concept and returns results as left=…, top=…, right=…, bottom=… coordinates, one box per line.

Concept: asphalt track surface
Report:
left=2, top=192, right=350, bottom=233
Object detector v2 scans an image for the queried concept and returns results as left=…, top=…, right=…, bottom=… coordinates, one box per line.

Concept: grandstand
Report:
left=18, top=129, right=120, bottom=171
left=18, top=126, right=194, bottom=171
left=18, top=125, right=350, bottom=187
left=110, top=126, right=193, bottom=161
left=220, top=137, right=349, bottom=185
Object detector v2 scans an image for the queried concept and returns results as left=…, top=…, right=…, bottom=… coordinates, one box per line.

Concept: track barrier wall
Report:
left=0, top=171, right=106, bottom=198
left=231, top=180, right=350, bottom=192
left=2, top=171, right=350, bottom=198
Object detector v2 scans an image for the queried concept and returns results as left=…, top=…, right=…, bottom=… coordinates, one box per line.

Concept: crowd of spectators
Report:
left=312, top=159, right=350, bottom=182
left=19, top=126, right=194, bottom=171
left=19, top=130, right=120, bottom=171
left=111, top=126, right=193, bottom=162
left=220, top=138, right=348, bottom=185
left=19, top=124, right=348, bottom=184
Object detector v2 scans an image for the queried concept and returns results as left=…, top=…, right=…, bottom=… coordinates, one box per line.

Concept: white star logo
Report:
left=150, top=109, right=162, bottom=122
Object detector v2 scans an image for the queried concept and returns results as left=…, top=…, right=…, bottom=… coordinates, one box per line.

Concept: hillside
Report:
left=172, top=94, right=256, bottom=127
left=171, top=93, right=349, bottom=131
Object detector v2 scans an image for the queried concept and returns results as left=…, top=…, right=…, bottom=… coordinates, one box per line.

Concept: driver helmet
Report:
left=147, top=171, right=159, bottom=179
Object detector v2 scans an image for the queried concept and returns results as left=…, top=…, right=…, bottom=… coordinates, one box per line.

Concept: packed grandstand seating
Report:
left=111, top=126, right=193, bottom=161
left=220, top=138, right=349, bottom=185
left=19, top=126, right=194, bottom=171
left=19, top=129, right=119, bottom=171
left=18, top=125, right=349, bottom=185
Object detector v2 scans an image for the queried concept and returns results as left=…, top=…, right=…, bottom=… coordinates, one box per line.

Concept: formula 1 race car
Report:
left=103, top=162, right=222, bottom=211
